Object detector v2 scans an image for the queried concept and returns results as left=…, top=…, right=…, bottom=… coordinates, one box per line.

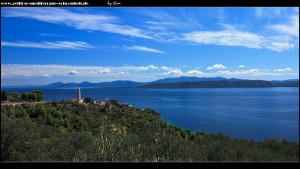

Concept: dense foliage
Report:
left=1, top=90, right=43, bottom=102
left=1, top=94, right=299, bottom=161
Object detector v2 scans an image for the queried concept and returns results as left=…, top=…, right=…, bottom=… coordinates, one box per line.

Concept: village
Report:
left=1, top=87, right=134, bottom=109
left=70, top=87, right=133, bottom=108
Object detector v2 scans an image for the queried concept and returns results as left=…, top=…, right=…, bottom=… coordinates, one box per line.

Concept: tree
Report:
left=6, top=92, right=21, bottom=102
left=60, top=99, right=66, bottom=103
left=14, top=107, right=28, bottom=118
left=21, top=92, right=31, bottom=102
left=21, top=91, right=43, bottom=102
left=1, top=91, right=7, bottom=101
left=31, top=104, right=47, bottom=118
left=32, top=90, right=43, bottom=101
left=110, top=99, right=118, bottom=106
left=84, top=97, right=92, bottom=103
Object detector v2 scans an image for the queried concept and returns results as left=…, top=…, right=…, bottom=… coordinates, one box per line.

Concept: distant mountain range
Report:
left=150, top=76, right=241, bottom=84
left=41, top=80, right=144, bottom=89
left=2, top=76, right=299, bottom=89
left=138, top=80, right=299, bottom=88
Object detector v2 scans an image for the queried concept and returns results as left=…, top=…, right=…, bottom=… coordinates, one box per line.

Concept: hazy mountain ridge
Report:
left=2, top=76, right=299, bottom=89
left=139, top=80, right=299, bottom=88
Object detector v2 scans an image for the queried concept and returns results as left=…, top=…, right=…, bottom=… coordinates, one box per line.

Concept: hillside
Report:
left=1, top=98, right=299, bottom=161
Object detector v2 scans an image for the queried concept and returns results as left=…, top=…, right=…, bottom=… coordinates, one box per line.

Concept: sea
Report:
left=3, top=87, right=299, bottom=142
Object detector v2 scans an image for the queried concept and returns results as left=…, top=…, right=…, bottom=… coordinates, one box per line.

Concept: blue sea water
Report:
left=3, top=87, right=299, bottom=142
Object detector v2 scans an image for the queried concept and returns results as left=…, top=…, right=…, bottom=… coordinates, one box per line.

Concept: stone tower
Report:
left=77, top=87, right=81, bottom=103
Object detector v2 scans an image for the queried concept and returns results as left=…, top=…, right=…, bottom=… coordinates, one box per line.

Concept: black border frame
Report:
left=1, top=0, right=299, bottom=168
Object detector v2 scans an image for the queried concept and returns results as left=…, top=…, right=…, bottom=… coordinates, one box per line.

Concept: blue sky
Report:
left=1, top=7, right=299, bottom=86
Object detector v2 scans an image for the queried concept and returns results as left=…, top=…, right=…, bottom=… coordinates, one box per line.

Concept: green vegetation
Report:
left=1, top=90, right=43, bottom=102
left=1, top=91, right=299, bottom=162
left=83, top=97, right=92, bottom=103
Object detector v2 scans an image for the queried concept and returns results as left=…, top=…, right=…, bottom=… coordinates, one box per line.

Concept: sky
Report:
left=1, top=7, right=299, bottom=86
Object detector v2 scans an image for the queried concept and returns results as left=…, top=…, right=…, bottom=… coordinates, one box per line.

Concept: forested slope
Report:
left=1, top=100, right=299, bottom=161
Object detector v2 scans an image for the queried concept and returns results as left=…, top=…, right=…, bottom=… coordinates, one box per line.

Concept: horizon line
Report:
left=1, top=76, right=299, bottom=87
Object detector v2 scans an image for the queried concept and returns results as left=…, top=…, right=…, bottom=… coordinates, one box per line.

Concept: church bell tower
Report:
left=77, top=87, right=81, bottom=103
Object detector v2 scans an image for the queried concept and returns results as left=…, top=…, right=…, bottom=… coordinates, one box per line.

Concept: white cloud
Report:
left=164, top=68, right=183, bottom=75
left=207, top=64, right=227, bottom=70
left=183, top=29, right=263, bottom=49
left=159, top=66, right=185, bottom=75
left=123, top=45, right=165, bottom=54
left=183, top=23, right=297, bottom=52
left=186, top=70, right=203, bottom=75
left=217, top=69, right=259, bottom=75
left=3, top=8, right=298, bottom=53
left=140, top=8, right=202, bottom=31
left=1, top=64, right=161, bottom=78
left=267, top=41, right=295, bottom=52
left=148, top=65, right=159, bottom=69
left=2, top=8, right=152, bottom=39
left=268, top=15, right=299, bottom=37
left=135, top=65, right=159, bottom=71
left=160, top=66, right=172, bottom=71
left=145, top=21, right=174, bottom=31
left=42, top=74, right=49, bottom=77
left=96, top=68, right=110, bottom=74
left=217, top=69, right=261, bottom=76
left=248, top=69, right=259, bottom=73
left=216, top=8, right=225, bottom=22
left=255, top=7, right=286, bottom=18
left=39, top=33, right=64, bottom=37
left=253, top=8, right=299, bottom=52
left=273, top=68, right=292, bottom=72
left=3, top=8, right=297, bottom=52
left=217, top=70, right=230, bottom=74
left=68, top=70, right=79, bottom=75
left=1, top=64, right=298, bottom=81
left=216, top=68, right=298, bottom=77
left=238, top=65, right=246, bottom=68
left=1, top=41, right=95, bottom=50
left=147, top=10, right=177, bottom=22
